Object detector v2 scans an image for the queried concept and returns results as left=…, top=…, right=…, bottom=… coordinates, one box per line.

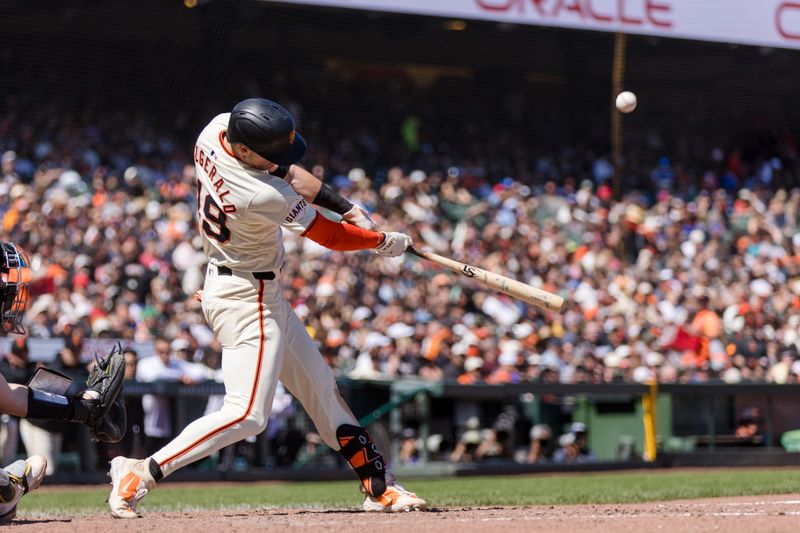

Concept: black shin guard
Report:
left=336, top=424, right=386, bottom=497
left=148, top=458, right=164, bottom=482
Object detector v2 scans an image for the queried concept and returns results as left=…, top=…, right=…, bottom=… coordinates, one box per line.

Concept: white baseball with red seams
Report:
left=616, top=91, right=638, bottom=113
left=150, top=113, right=360, bottom=476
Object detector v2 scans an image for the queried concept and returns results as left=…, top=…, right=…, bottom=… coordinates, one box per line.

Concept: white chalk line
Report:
left=449, top=510, right=800, bottom=523
left=443, top=500, right=800, bottom=523
left=655, top=499, right=800, bottom=507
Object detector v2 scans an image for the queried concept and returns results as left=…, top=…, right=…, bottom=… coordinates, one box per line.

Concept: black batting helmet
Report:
left=227, top=98, right=307, bottom=165
left=0, top=242, right=29, bottom=335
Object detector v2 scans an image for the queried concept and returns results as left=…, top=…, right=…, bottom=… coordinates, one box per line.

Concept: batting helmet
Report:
left=0, top=242, right=29, bottom=334
left=227, top=98, right=307, bottom=165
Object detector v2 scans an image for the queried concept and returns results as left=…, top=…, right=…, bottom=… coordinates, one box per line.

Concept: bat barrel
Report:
left=407, top=247, right=567, bottom=313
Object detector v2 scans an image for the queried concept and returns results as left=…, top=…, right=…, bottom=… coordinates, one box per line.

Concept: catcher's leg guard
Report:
left=0, top=455, right=47, bottom=524
left=336, top=424, right=386, bottom=497
left=0, top=470, right=15, bottom=504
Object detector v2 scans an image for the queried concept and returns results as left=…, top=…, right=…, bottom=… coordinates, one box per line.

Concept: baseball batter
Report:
left=108, top=98, right=426, bottom=517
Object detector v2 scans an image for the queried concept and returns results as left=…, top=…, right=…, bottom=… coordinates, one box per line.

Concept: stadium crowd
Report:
left=2, top=95, right=800, bottom=390
left=2, top=92, right=800, bottom=471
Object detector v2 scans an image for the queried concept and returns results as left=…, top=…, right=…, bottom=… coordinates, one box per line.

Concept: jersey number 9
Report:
left=198, top=187, right=231, bottom=243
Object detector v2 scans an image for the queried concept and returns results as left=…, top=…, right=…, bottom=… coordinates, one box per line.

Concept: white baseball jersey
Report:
left=193, top=113, right=316, bottom=272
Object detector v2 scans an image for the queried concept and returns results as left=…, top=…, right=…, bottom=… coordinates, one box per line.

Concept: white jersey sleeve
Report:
left=247, top=178, right=317, bottom=235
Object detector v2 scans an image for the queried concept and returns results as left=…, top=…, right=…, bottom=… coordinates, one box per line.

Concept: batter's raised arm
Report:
left=280, top=164, right=377, bottom=231
left=301, top=211, right=411, bottom=256
left=248, top=180, right=410, bottom=256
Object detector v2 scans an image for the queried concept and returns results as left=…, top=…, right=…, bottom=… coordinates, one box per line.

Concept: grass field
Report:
left=17, top=468, right=800, bottom=516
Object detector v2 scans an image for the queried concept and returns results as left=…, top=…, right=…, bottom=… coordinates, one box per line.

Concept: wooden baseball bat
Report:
left=406, top=247, right=566, bottom=313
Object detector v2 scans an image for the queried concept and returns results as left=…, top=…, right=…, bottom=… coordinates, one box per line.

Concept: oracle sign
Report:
left=777, top=2, right=800, bottom=40
left=475, top=0, right=673, bottom=29
left=270, top=0, right=800, bottom=50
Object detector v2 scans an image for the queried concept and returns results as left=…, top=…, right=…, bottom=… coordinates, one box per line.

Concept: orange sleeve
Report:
left=301, top=212, right=384, bottom=251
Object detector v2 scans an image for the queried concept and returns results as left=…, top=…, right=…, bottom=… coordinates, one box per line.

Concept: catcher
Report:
left=0, top=242, right=127, bottom=523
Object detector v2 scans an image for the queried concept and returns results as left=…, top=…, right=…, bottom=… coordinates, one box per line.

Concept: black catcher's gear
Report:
left=0, top=242, right=29, bottom=335
left=79, top=343, right=127, bottom=442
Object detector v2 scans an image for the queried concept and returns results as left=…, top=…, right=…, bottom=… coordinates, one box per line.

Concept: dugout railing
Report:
left=21, top=380, right=800, bottom=484
left=119, top=380, right=800, bottom=464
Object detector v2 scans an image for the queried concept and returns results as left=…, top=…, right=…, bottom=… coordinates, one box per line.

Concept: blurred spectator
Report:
left=56, top=326, right=88, bottom=376
left=136, top=337, right=193, bottom=455
left=0, top=337, right=34, bottom=384
left=0, top=151, right=19, bottom=197
left=553, top=433, right=580, bottom=464
left=449, top=416, right=484, bottom=463
left=553, top=428, right=596, bottom=464
left=425, top=433, right=447, bottom=461
left=397, top=428, right=420, bottom=465
left=295, top=432, right=336, bottom=467
left=418, top=358, right=444, bottom=382
left=486, top=351, right=521, bottom=385
left=527, top=424, right=554, bottom=464
left=475, top=410, right=518, bottom=461
left=570, top=422, right=593, bottom=458
left=53, top=331, right=90, bottom=380
left=171, top=338, right=211, bottom=382
left=123, top=348, right=138, bottom=381
left=735, top=407, right=765, bottom=446
left=457, top=356, right=484, bottom=385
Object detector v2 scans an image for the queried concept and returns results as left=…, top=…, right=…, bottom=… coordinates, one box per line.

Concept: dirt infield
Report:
left=9, top=493, right=800, bottom=532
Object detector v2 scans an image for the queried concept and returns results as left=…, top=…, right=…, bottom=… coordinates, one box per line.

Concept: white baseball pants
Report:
left=152, top=264, right=358, bottom=476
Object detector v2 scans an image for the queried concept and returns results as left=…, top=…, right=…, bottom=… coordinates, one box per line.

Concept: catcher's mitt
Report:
left=89, top=395, right=127, bottom=443
left=82, top=342, right=127, bottom=442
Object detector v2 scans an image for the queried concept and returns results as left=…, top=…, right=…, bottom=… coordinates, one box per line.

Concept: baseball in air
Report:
left=616, top=91, right=637, bottom=113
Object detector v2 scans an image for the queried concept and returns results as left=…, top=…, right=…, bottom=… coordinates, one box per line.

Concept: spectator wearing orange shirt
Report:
left=687, top=295, right=722, bottom=366
left=486, top=351, right=520, bottom=385
left=457, top=357, right=484, bottom=385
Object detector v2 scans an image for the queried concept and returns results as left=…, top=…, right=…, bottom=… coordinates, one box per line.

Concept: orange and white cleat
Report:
left=361, top=482, right=427, bottom=513
left=108, top=457, right=156, bottom=518
left=0, top=455, right=47, bottom=524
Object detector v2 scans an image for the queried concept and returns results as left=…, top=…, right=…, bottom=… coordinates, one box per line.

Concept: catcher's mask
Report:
left=0, top=242, right=29, bottom=334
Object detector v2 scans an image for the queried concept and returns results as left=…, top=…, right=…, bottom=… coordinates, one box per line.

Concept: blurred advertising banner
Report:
left=78, top=339, right=156, bottom=362
left=0, top=338, right=156, bottom=363
left=271, top=0, right=800, bottom=50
